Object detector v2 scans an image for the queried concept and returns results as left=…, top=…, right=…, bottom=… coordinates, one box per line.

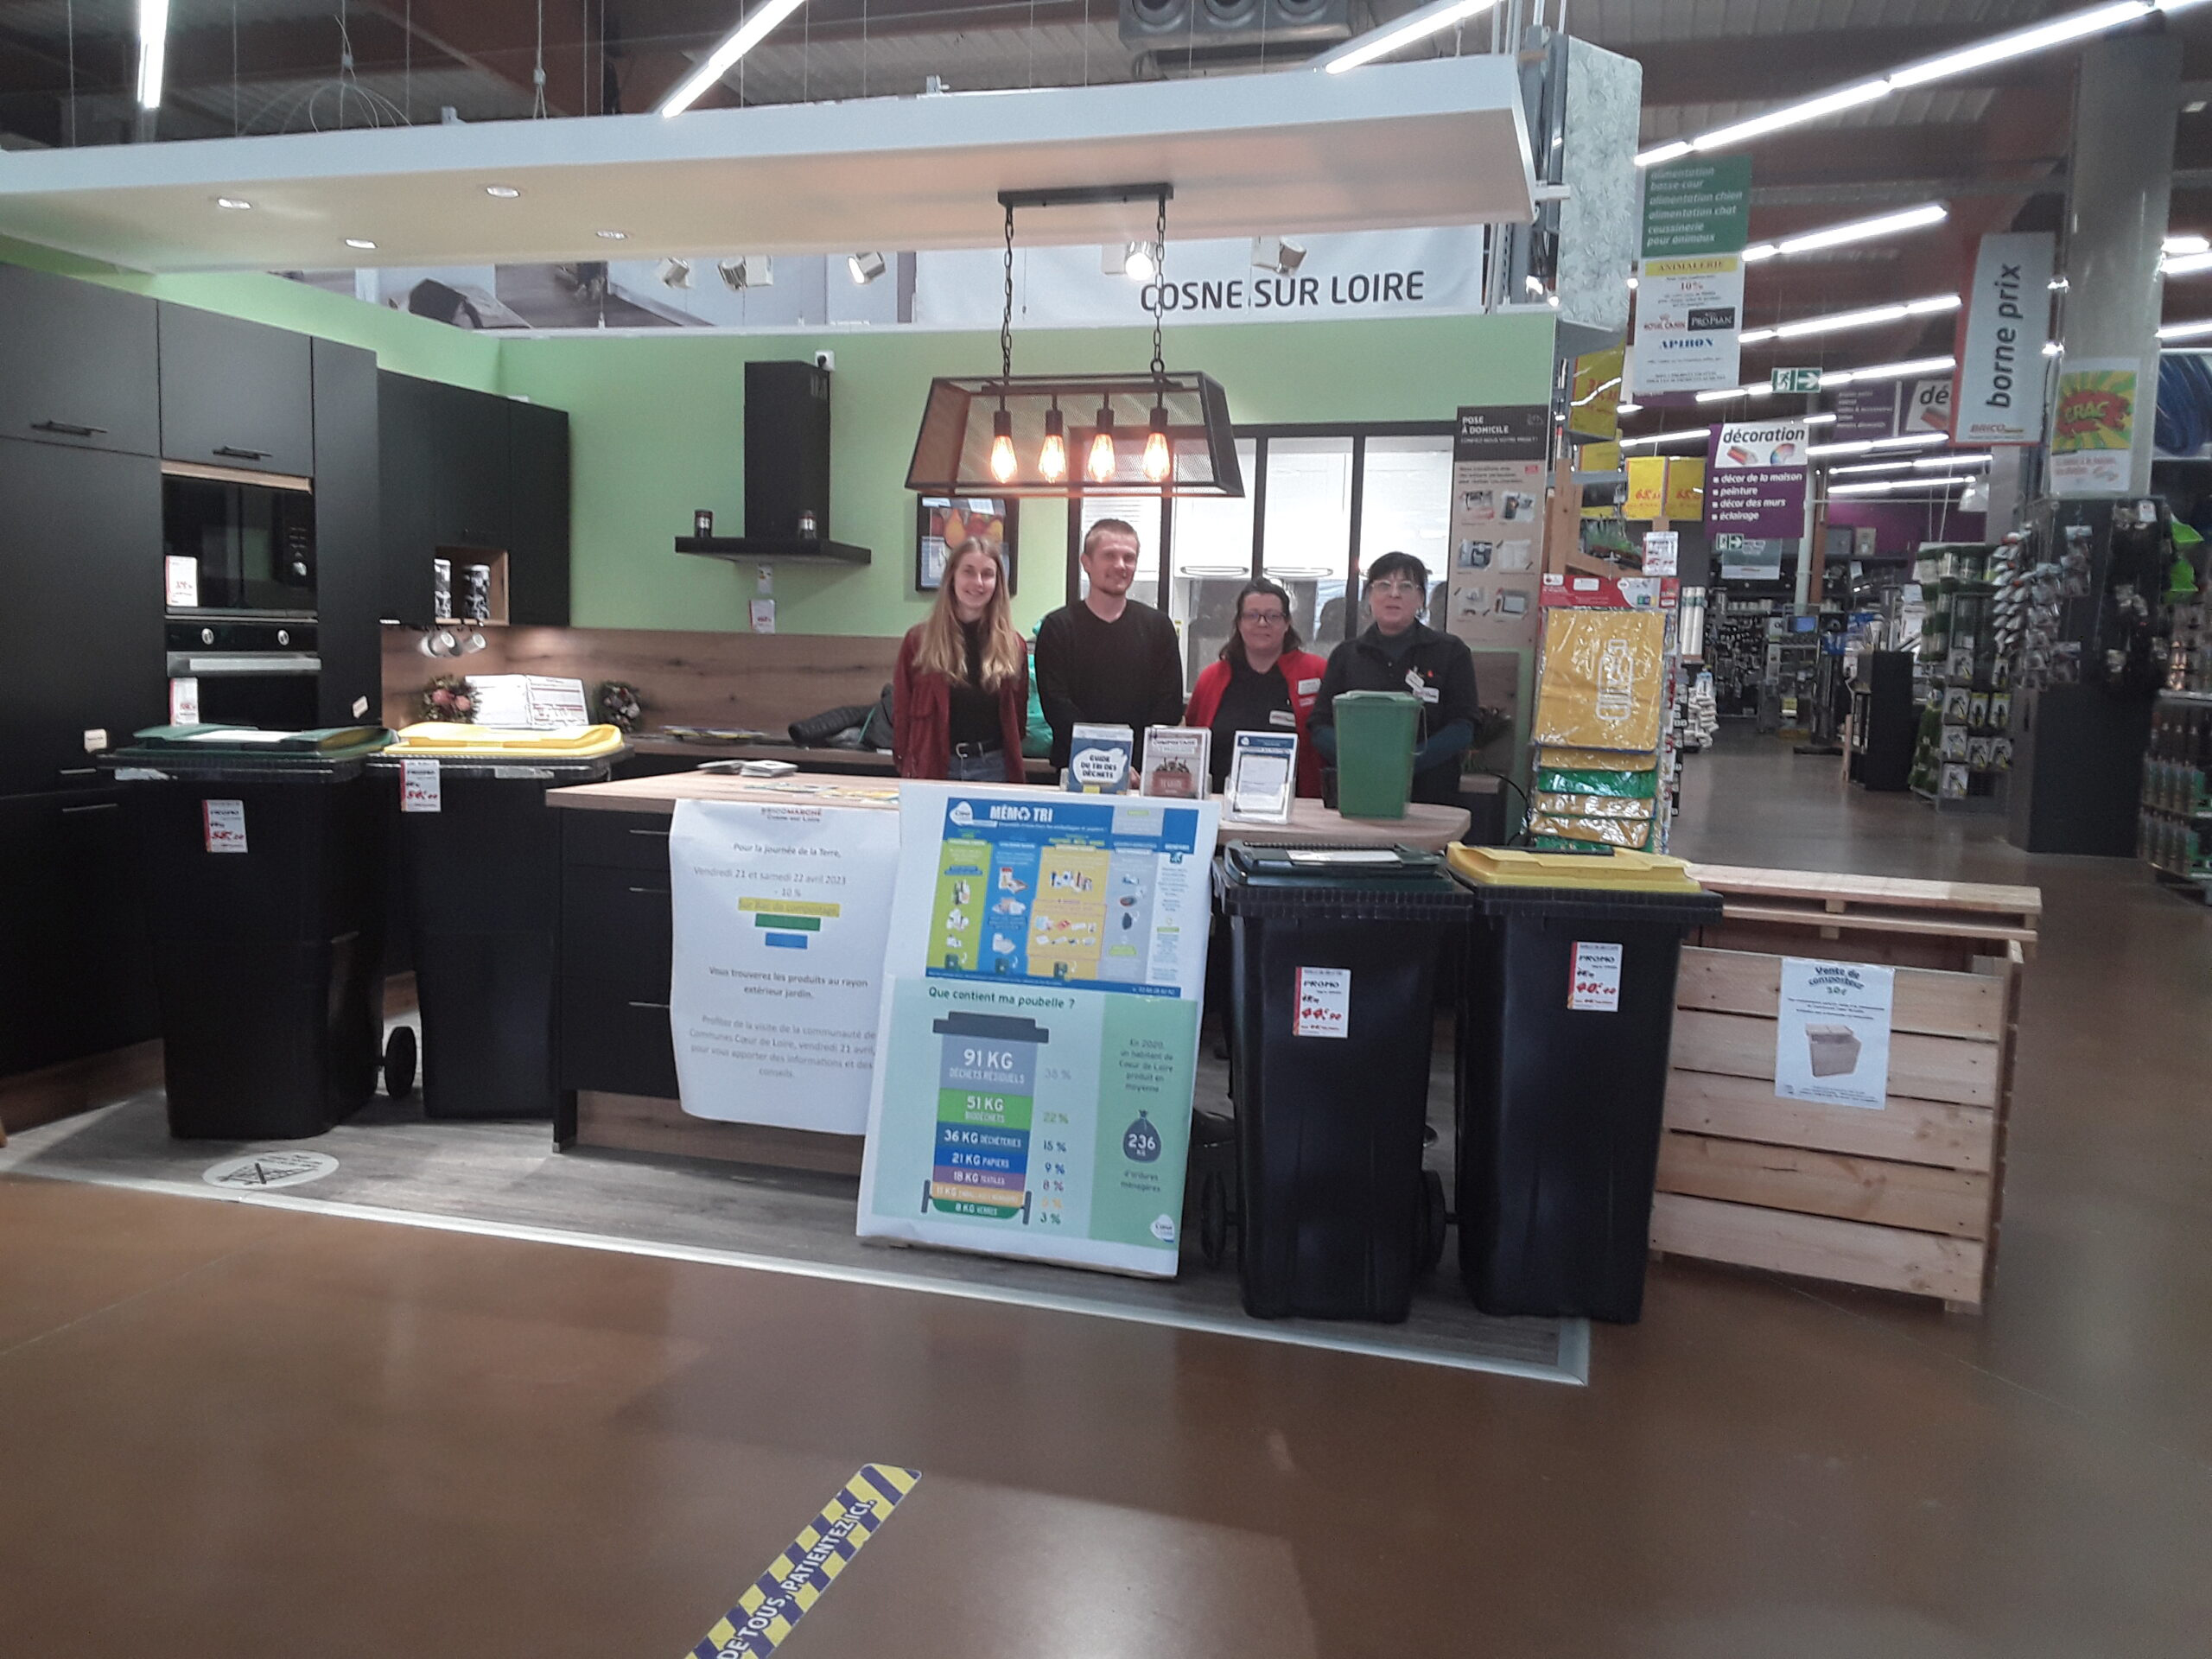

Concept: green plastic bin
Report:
left=1332, top=691, right=1421, bottom=819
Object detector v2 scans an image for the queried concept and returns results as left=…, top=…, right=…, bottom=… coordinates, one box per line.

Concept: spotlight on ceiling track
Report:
left=658, top=259, right=694, bottom=290
left=1103, top=243, right=1161, bottom=283
left=717, top=257, right=774, bottom=291
left=1250, top=236, right=1306, bottom=276
left=848, top=251, right=887, bottom=286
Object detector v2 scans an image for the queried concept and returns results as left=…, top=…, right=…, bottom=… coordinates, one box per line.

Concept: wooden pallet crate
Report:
left=1649, top=866, right=2038, bottom=1311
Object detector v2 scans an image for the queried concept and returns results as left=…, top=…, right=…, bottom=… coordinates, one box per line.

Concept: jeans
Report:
left=947, top=747, right=1006, bottom=782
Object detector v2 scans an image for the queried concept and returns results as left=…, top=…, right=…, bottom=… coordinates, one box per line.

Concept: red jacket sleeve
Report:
left=892, top=628, right=925, bottom=779
left=1184, top=660, right=1228, bottom=729
left=1286, top=651, right=1327, bottom=798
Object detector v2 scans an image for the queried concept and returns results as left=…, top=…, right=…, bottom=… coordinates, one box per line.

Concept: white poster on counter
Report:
left=856, top=784, right=1219, bottom=1276
left=1774, top=956, right=1895, bottom=1109
left=668, top=798, right=900, bottom=1133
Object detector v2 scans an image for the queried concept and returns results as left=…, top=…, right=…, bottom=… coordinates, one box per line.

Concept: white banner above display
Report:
left=1952, top=232, right=2055, bottom=446
left=668, top=799, right=901, bottom=1135
left=911, top=229, right=1484, bottom=330
left=857, top=785, right=1220, bottom=1276
left=1773, top=956, right=1895, bottom=1109
left=1630, top=255, right=1744, bottom=395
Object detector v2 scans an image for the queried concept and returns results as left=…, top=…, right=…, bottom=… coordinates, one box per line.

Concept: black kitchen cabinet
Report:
left=0, top=440, right=165, bottom=797
left=378, top=371, right=513, bottom=624
left=556, top=810, right=678, bottom=1109
left=0, top=787, right=159, bottom=1077
left=507, top=400, right=572, bottom=626
left=0, top=264, right=161, bottom=458
left=312, top=339, right=382, bottom=726
left=157, top=302, right=316, bottom=477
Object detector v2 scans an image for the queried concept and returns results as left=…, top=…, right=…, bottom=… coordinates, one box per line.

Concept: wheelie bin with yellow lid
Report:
left=374, top=723, right=626, bottom=1120
left=1446, top=846, right=1723, bottom=1322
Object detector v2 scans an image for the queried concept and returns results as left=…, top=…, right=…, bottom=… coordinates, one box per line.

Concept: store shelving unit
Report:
left=2139, top=687, right=2212, bottom=901
left=1907, top=546, right=2012, bottom=809
left=1847, top=650, right=1917, bottom=791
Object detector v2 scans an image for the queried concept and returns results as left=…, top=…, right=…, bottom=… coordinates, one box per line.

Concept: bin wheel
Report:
left=1198, top=1168, right=1231, bottom=1268
left=383, top=1027, right=417, bottom=1100
left=1417, top=1169, right=1448, bottom=1275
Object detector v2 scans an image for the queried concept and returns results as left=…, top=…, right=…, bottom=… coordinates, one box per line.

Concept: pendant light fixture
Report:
left=905, top=184, right=1243, bottom=499
left=1039, top=402, right=1068, bottom=481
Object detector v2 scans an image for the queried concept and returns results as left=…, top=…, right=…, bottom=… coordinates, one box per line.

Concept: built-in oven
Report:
left=162, top=465, right=316, bottom=616
left=166, top=618, right=321, bottom=731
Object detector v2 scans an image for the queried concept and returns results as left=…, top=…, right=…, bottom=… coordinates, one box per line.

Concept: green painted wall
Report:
left=497, top=313, right=1558, bottom=638
left=0, top=236, right=502, bottom=391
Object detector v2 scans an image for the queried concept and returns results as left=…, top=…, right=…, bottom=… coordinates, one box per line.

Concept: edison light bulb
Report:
left=1088, top=429, right=1117, bottom=482
left=988, top=410, right=1017, bottom=485
left=1039, top=409, right=1067, bottom=482
left=1141, top=430, right=1170, bottom=482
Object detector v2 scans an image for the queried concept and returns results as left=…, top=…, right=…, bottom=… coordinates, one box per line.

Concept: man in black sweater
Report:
left=1310, top=550, right=1480, bottom=806
left=1034, top=518, right=1185, bottom=773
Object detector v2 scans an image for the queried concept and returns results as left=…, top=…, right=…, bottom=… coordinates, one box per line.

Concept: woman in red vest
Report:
left=1183, top=577, right=1327, bottom=797
left=893, top=538, right=1029, bottom=782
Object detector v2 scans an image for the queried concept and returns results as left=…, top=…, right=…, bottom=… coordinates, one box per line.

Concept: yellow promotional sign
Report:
left=1568, top=347, right=1625, bottom=441
left=1583, top=441, right=1622, bottom=474
left=1663, top=456, right=1706, bottom=521
left=1624, top=455, right=1668, bottom=519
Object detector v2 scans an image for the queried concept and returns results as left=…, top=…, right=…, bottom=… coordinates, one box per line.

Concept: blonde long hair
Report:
left=915, top=538, right=1024, bottom=690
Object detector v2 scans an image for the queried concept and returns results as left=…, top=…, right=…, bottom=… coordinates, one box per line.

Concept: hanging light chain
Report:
left=1150, top=189, right=1168, bottom=381
left=1001, top=203, right=1017, bottom=397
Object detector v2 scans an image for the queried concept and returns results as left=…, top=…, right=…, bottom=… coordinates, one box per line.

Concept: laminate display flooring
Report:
left=3, top=730, right=2209, bottom=1657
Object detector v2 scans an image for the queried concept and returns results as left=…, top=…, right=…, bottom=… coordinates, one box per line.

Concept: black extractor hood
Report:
left=675, top=359, right=871, bottom=565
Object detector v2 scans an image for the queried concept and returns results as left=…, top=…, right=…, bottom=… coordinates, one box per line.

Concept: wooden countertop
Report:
left=626, top=734, right=1056, bottom=783
left=548, top=771, right=1471, bottom=849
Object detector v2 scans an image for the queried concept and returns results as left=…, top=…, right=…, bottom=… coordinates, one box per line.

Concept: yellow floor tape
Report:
left=688, top=1465, right=921, bottom=1658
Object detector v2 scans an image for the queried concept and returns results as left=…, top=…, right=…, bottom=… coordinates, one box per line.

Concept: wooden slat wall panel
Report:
left=1663, top=1068, right=1997, bottom=1173
left=1709, top=901, right=2037, bottom=950
left=1682, top=863, right=2042, bottom=920
left=1657, top=1131, right=1992, bottom=1237
left=1675, top=946, right=2005, bottom=1039
left=1672, top=1008, right=1998, bottom=1107
left=1649, top=1192, right=1986, bottom=1305
left=382, top=625, right=903, bottom=736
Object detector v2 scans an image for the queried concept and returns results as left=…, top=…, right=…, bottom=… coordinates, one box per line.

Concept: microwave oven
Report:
left=162, top=468, right=316, bottom=616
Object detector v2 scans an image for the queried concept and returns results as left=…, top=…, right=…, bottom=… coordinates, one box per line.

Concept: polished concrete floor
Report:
left=4, top=731, right=2210, bottom=1657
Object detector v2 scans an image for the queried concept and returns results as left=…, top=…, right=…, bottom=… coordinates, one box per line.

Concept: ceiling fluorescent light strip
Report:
left=1738, top=295, right=1960, bottom=346
left=1742, top=204, right=1949, bottom=263
left=659, top=0, right=812, bottom=115
left=2163, top=250, right=2212, bottom=276
left=1313, top=0, right=1505, bottom=73
left=137, top=0, right=170, bottom=109
left=1618, top=428, right=1713, bottom=450
left=2160, top=318, right=2212, bottom=340
left=1637, top=0, right=2196, bottom=165
left=1808, top=431, right=1951, bottom=458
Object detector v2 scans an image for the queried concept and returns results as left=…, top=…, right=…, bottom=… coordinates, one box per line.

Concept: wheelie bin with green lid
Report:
left=1446, top=846, right=1723, bottom=1322
left=372, top=722, right=628, bottom=1120
left=103, top=724, right=408, bottom=1140
left=1217, top=842, right=1473, bottom=1321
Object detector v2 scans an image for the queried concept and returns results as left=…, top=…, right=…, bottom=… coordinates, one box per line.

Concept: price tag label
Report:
left=202, top=799, right=247, bottom=855
left=165, top=555, right=199, bottom=608
left=1569, top=941, right=1624, bottom=1012
left=400, top=758, right=442, bottom=813
left=169, top=678, right=200, bottom=724
left=1294, top=966, right=1351, bottom=1038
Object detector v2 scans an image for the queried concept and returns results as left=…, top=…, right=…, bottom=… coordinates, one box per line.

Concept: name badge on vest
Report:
left=1268, top=708, right=1297, bottom=728
left=1406, top=669, right=1438, bottom=703
left=1296, top=677, right=1321, bottom=696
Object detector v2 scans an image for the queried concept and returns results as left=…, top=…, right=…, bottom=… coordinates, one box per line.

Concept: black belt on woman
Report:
left=951, top=740, right=1002, bottom=759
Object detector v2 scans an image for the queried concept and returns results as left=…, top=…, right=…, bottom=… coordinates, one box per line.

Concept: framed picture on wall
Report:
left=916, top=497, right=1020, bottom=594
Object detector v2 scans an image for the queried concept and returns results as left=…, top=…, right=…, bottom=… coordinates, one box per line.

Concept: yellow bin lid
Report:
left=387, top=721, right=627, bottom=758
left=1447, top=843, right=1703, bottom=893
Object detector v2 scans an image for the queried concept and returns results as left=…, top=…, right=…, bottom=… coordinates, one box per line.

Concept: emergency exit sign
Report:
left=1770, top=367, right=1823, bottom=393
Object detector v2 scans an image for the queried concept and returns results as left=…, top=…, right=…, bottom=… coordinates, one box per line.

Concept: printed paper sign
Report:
left=1774, top=956, right=1895, bottom=1109
left=523, top=677, right=590, bottom=728
left=1906, top=378, right=1954, bottom=435
left=2050, top=358, right=2139, bottom=496
left=165, top=555, right=199, bottom=608
left=1707, top=419, right=1810, bottom=538
left=750, top=598, right=778, bottom=633
left=1569, top=941, right=1624, bottom=1012
left=399, top=758, right=442, bottom=813
left=1953, top=232, right=2054, bottom=445
left=1642, top=531, right=1680, bottom=576
left=203, top=1151, right=337, bottom=1190
left=1293, top=967, right=1351, bottom=1038
left=668, top=799, right=901, bottom=1134
left=202, top=799, right=247, bottom=854
left=857, top=785, right=1220, bottom=1276
left=1448, top=454, right=1544, bottom=648
left=1632, top=254, right=1745, bottom=395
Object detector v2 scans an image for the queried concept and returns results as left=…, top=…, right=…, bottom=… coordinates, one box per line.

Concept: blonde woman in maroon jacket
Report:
left=893, top=538, right=1029, bottom=782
